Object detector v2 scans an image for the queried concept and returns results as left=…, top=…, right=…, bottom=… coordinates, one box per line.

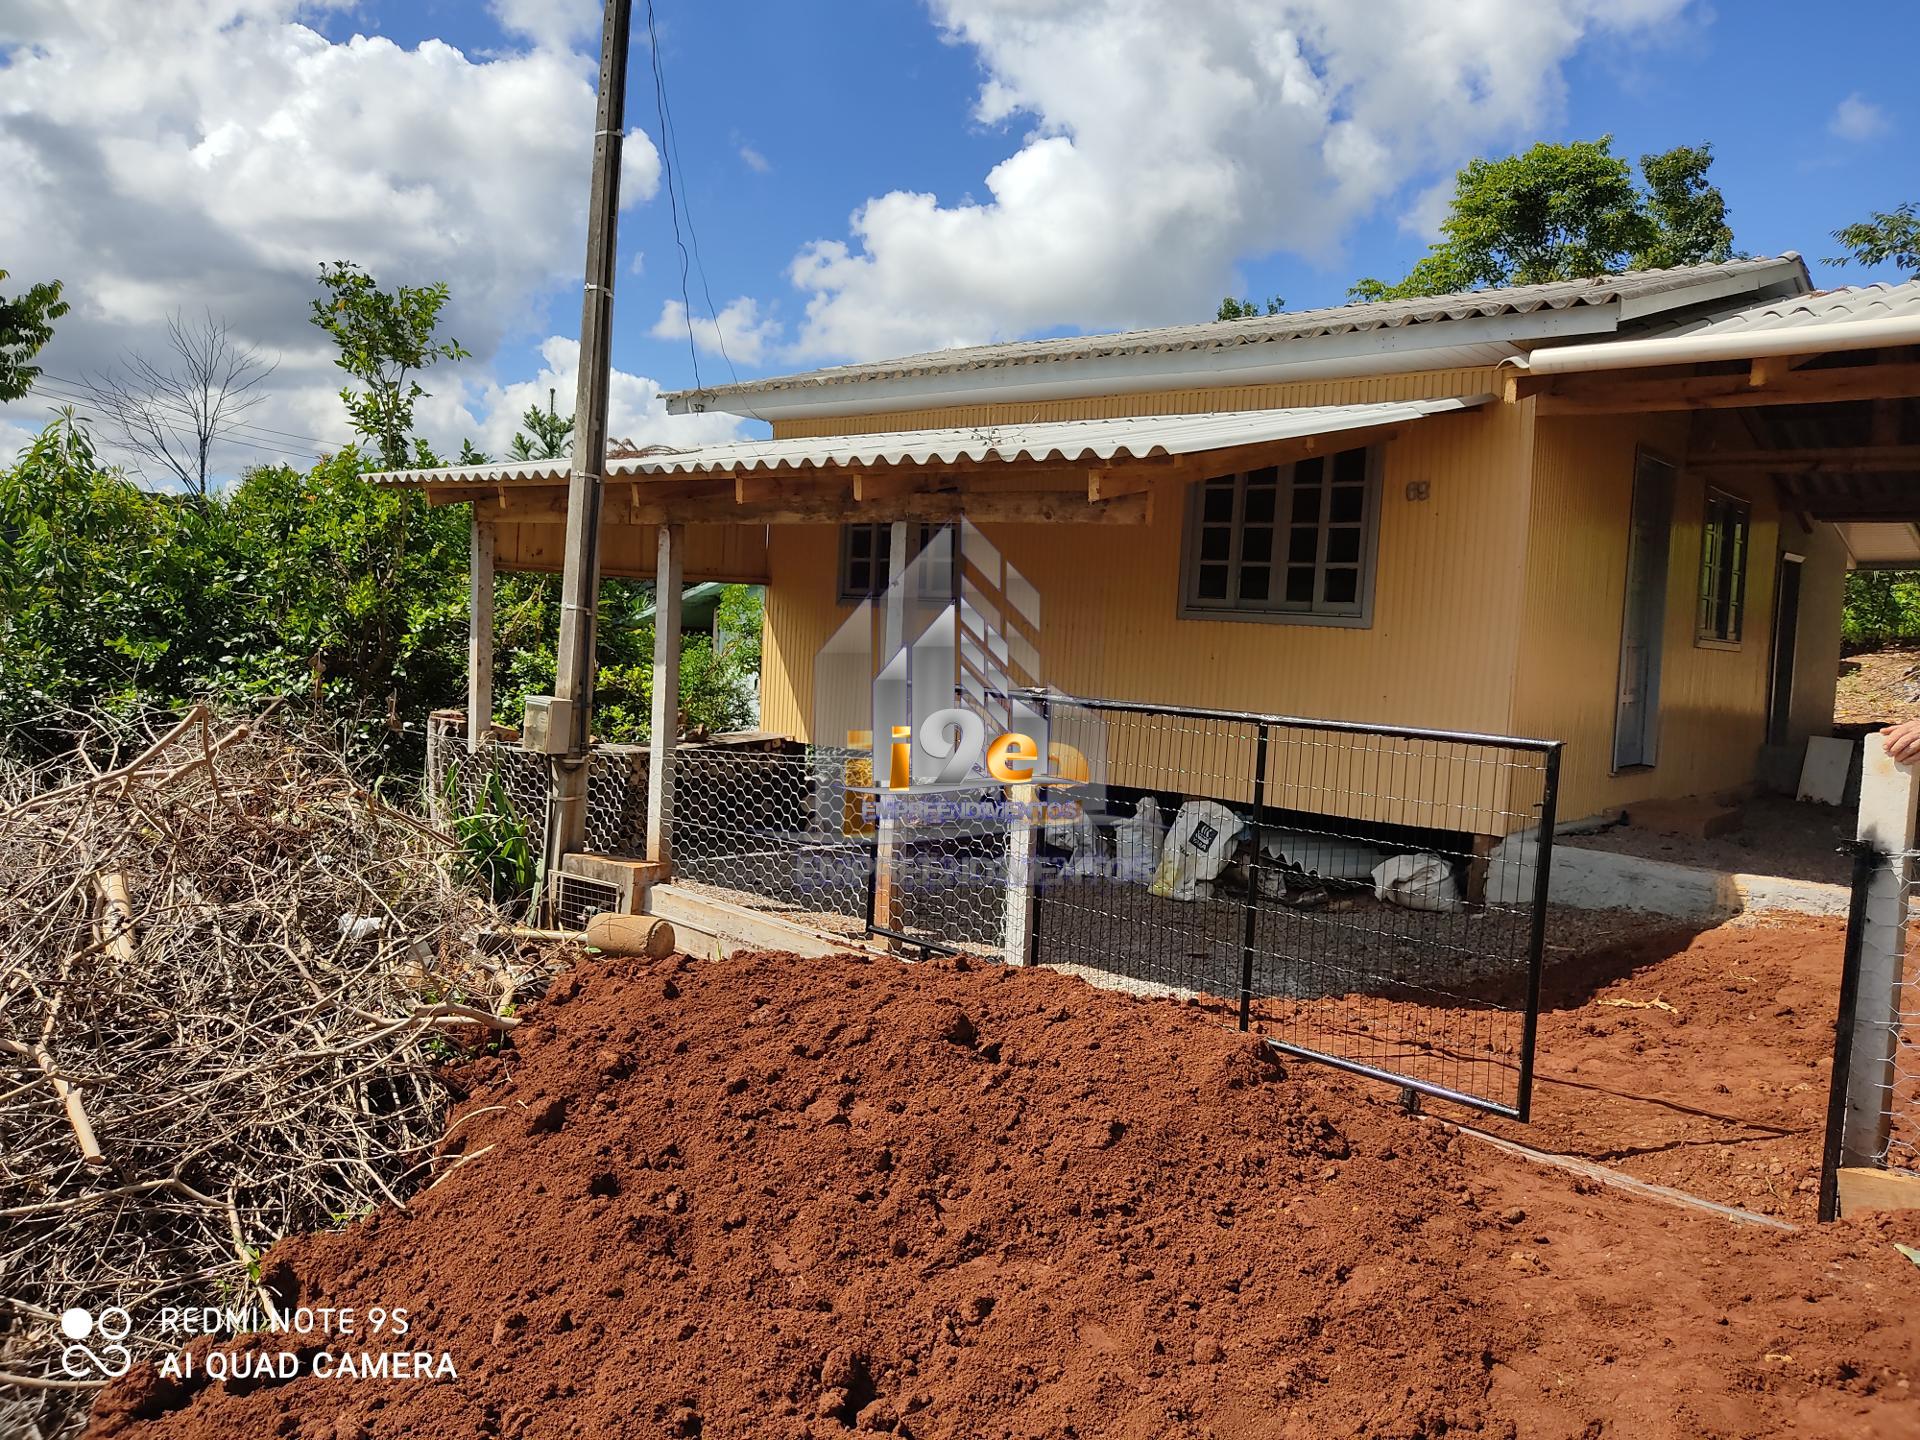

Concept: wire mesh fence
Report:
left=425, top=703, right=1564, bottom=1118
left=668, top=747, right=874, bottom=940
left=874, top=786, right=1014, bottom=958
left=425, top=719, right=645, bottom=860
left=1029, top=696, right=1560, bottom=1119
left=1820, top=844, right=1920, bottom=1219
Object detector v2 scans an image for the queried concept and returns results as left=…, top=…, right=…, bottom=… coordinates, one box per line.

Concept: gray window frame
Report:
left=837, top=522, right=948, bottom=604
left=1694, top=486, right=1752, bottom=649
left=1177, top=443, right=1383, bottom=628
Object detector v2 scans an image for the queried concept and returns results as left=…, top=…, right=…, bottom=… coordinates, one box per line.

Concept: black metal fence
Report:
left=1819, top=842, right=1920, bottom=1220
left=429, top=702, right=1564, bottom=1120
left=1026, top=696, right=1561, bottom=1120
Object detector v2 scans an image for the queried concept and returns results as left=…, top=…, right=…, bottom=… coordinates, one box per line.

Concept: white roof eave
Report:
left=371, top=394, right=1494, bottom=488
left=669, top=307, right=1620, bottom=422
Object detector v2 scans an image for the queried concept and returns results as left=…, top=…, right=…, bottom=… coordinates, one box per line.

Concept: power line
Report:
left=34, top=375, right=346, bottom=457
left=27, top=381, right=332, bottom=464
left=643, top=0, right=740, bottom=390
left=644, top=0, right=703, bottom=393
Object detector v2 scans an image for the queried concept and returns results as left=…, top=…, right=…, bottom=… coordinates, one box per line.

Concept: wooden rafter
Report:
left=1688, top=444, right=1920, bottom=475
left=1516, top=361, right=1920, bottom=415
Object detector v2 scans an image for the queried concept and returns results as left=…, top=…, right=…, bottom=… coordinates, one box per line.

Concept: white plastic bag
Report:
left=1149, top=800, right=1244, bottom=902
left=1045, top=807, right=1093, bottom=851
left=1113, top=797, right=1165, bottom=884
left=1370, top=852, right=1463, bottom=913
left=1261, top=830, right=1384, bottom=883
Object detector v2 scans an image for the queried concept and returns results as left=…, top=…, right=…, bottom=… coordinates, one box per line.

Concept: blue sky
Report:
left=1, top=0, right=1914, bottom=469
left=333, top=0, right=1916, bottom=403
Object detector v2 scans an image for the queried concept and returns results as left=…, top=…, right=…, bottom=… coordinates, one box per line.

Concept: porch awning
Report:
left=370, top=394, right=1490, bottom=527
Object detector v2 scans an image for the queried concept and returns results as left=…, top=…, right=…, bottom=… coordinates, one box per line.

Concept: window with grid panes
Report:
left=837, top=522, right=950, bottom=602
left=1695, top=489, right=1750, bottom=644
left=1182, top=445, right=1377, bottom=623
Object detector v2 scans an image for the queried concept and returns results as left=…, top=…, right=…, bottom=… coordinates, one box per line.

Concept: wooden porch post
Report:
left=870, top=521, right=912, bottom=939
left=1001, top=782, right=1036, bottom=964
left=467, top=515, right=494, bottom=754
left=646, top=524, right=684, bottom=868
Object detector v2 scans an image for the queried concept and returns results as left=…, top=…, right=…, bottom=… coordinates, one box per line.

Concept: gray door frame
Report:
left=1767, top=552, right=1805, bottom=746
left=1613, top=450, right=1677, bottom=772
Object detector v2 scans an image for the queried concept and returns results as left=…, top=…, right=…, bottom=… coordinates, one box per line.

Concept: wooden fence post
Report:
left=646, top=524, right=684, bottom=870
left=468, top=517, right=494, bottom=754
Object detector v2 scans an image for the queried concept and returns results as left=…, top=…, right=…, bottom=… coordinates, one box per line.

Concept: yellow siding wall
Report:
left=1510, top=413, right=1784, bottom=821
left=1780, top=518, right=1848, bottom=746
left=759, top=368, right=1537, bottom=760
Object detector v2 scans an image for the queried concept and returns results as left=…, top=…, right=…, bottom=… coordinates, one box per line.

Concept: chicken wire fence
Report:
left=1820, top=844, right=1920, bottom=1220
left=425, top=720, right=645, bottom=860
left=668, top=747, right=873, bottom=941
left=1025, top=695, right=1561, bottom=1120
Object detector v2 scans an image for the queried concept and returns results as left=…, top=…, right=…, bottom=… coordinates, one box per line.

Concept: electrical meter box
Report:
left=520, top=695, right=575, bottom=756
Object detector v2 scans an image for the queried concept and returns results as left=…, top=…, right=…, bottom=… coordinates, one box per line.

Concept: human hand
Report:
left=1883, top=718, right=1920, bottom=764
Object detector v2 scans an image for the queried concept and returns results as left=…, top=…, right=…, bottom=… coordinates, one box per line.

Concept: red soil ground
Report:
left=88, top=942, right=1919, bottom=1440
left=1464, top=915, right=1847, bottom=1224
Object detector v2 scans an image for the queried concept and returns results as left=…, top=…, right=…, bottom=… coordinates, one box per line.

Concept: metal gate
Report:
left=1023, top=697, right=1561, bottom=1120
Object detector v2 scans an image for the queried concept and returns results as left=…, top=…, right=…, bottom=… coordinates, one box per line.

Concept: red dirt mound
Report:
left=88, top=950, right=1920, bottom=1440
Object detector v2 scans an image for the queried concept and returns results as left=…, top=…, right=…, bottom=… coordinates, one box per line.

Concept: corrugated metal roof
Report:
left=660, top=256, right=1806, bottom=405
left=1626, top=279, right=1920, bottom=340
left=373, top=395, right=1489, bottom=487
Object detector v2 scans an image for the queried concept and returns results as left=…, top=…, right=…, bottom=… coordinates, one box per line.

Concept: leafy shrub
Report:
left=1842, top=571, right=1920, bottom=653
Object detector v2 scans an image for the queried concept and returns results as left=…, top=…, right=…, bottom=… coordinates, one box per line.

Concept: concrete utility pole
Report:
left=545, top=0, right=632, bottom=879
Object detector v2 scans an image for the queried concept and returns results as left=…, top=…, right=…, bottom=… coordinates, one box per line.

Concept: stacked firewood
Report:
left=0, top=708, right=531, bottom=1438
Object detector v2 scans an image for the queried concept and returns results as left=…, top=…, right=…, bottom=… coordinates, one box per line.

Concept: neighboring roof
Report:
left=372, top=395, right=1490, bottom=488
left=641, top=581, right=734, bottom=628
left=1518, top=278, right=1920, bottom=376
left=661, top=256, right=1808, bottom=419
left=1643, top=279, right=1920, bottom=337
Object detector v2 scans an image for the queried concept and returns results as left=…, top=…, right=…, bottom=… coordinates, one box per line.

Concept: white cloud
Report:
left=458, top=336, right=749, bottom=457
left=651, top=297, right=782, bottom=366
left=488, top=0, right=601, bottom=53
left=782, top=0, right=1691, bottom=361
left=0, top=416, right=38, bottom=467
left=1830, top=92, right=1889, bottom=143
left=739, top=144, right=771, bottom=174
left=0, top=0, right=665, bottom=480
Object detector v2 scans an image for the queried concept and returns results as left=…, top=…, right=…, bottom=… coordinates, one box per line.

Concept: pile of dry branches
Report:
left=0, top=707, right=537, bottom=1438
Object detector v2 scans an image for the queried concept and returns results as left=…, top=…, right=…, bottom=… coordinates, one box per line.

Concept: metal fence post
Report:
left=1513, top=743, right=1562, bottom=1124
left=1819, top=842, right=1879, bottom=1222
left=1839, top=734, right=1918, bottom=1173
left=1236, top=722, right=1270, bottom=1032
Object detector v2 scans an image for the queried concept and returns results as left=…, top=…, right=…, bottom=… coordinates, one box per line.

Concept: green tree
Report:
left=309, top=261, right=470, bottom=469
left=1828, top=203, right=1920, bottom=274
left=0, top=411, right=184, bottom=739
left=1350, top=138, right=1736, bottom=302
left=1842, top=570, right=1920, bottom=651
left=0, top=269, right=69, bottom=402
left=508, top=403, right=574, bottom=461
left=1215, top=294, right=1285, bottom=321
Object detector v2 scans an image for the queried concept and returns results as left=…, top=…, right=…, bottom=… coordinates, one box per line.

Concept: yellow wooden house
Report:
left=387, top=252, right=1920, bottom=829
